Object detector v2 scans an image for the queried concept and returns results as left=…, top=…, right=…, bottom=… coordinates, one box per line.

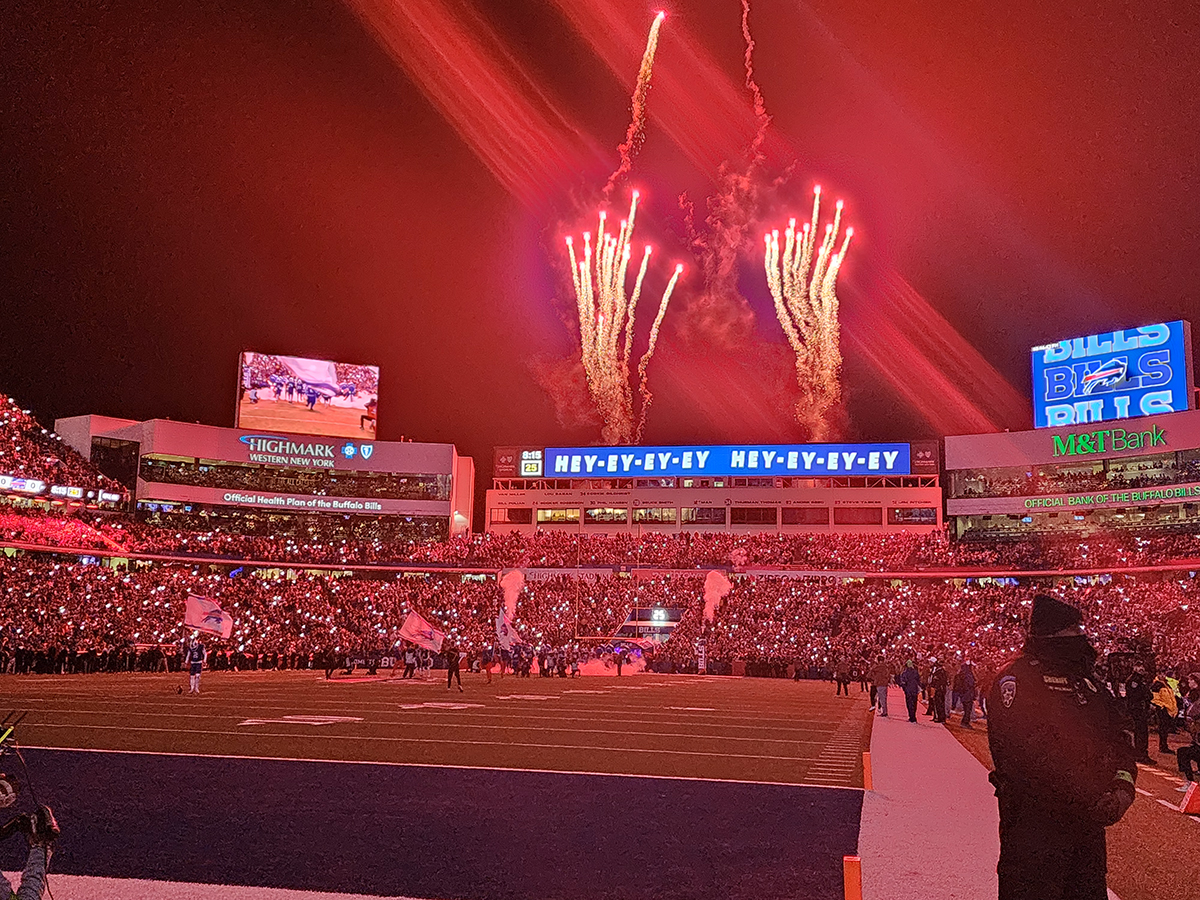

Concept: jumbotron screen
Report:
left=236, top=352, right=379, bottom=440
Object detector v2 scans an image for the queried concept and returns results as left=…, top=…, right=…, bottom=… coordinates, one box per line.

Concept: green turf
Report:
left=3, top=672, right=872, bottom=787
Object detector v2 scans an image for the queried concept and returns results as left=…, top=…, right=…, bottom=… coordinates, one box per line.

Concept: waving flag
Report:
left=496, top=606, right=515, bottom=651
left=399, top=611, right=445, bottom=652
left=275, top=356, right=341, bottom=398
left=185, top=595, right=233, bottom=639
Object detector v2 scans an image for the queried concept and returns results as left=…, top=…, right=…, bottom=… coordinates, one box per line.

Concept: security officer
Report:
left=987, top=595, right=1137, bottom=900
left=929, top=658, right=948, bottom=722
left=1123, top=664, right=1155, bottom=765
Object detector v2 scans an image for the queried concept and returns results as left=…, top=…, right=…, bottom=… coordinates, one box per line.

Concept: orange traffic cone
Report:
left=1179, top=782, right=1200, bottom=815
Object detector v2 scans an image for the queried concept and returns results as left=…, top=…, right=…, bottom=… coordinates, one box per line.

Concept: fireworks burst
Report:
left=763, top=187, right=853, bottom=440
left=603, top=11, right=667, bottom=199
left=566, top=191, right=683, bottom=444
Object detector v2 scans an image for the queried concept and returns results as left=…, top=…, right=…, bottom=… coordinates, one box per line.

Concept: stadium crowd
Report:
left=5, top=506, right=1200, bottom=574
left=1, top=389, right=1198, bottom=684
left=0, top=395, right=120, bottom=493
left=138, top=458, right=449, bottom=501
left=5, top=389, right=1200, bottom=573
left=1, top=551, right=1197, bottom=680
left=0, top=558, right=631, bottom=672
left=952, top=456, right=1200, bottom=499
left=660, top=576, right=1199, bottom=679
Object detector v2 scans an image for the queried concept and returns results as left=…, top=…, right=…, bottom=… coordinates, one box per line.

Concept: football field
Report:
left=0, top=672, right=872, bottom=899
left=237, top=395, right=376, bottom=439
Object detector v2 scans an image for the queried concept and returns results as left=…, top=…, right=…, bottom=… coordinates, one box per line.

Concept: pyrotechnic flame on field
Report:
left=566, top=192, right=683, bottom=444
left=603, top=11, right=667, bottom=199
left=763, top=187, right=854, bottom=441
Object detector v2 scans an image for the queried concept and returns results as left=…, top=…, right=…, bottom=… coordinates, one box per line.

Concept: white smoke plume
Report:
left=703, top=570, right=733, bottom=623
left=499, top=568, right=525, bottom=622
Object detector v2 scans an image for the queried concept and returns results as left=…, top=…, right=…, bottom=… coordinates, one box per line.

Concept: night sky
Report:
left=4, top=1, right=1199, bottom=493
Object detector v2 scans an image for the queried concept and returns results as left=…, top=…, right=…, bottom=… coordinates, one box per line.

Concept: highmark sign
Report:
left=1051, top=425, right=1167, bottom=457
left=238, top=435, right=376, bottom=469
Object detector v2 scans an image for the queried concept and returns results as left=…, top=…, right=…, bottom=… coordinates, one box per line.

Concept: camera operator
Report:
left=2, top=805, right=59, bottom=900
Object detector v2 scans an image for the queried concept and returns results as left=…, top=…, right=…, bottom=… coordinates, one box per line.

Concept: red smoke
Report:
left=350, top=0, right=1027, bottom=436
left=544, top=0, right=1025, bottom=434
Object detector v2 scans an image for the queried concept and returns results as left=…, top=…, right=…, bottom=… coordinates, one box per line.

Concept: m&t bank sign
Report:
left=1051, top=425, right=1167, bottom=457
left=1031, top=321, right=1194, bottom=428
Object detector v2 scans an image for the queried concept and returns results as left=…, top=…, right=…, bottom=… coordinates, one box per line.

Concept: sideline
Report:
left=856, top=698, right=1125, bottom=900
left=857, top=694, right=999, bottom=899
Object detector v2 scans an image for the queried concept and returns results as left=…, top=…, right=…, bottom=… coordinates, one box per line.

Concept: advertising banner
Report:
left=125, top=420, right=454, bottom=475
left=543, top=443, right=912, bottom=478
left=946, top=481, right=1200, bottom=516
left=946, top=407, right=1200, bottom=471
left=1030, top=320, right=1194, bottom=428
left=136, top=480, right=451, bottom=517
left=910, top=441, right=940, bottom=474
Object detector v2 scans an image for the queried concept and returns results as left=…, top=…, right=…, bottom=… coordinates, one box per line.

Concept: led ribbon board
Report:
left=543, top=444, right=911, bottom=478
left=1031, top=321, right=1194, bottom=428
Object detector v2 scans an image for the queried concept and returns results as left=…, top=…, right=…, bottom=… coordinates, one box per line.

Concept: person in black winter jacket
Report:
left=897, top=660, right=922, bottom=723
left=987, top=595, right=1137, bottom=900
left=1123, top=665, right=1155, bottom=765
left=929, top=659, right=948, bottom=722
left=959, top=662, right=977, bottom=728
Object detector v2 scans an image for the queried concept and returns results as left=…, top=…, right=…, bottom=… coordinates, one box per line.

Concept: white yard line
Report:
left=21, top=745, right=863, bottom=791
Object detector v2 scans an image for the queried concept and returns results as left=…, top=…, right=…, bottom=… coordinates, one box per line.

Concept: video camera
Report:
left=0, top=712, right=59, bottom=847
left=0, top=806, right=58, bottom=845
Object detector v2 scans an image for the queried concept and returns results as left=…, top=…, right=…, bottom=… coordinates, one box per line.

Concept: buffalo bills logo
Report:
left=1080, top=358, right=1128, bottom=395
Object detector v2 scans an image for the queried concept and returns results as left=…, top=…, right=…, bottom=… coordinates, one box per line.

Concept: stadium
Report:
left=3, top=365, right=1200, bottom=898
left=3, top=3, right=1200, bottom=900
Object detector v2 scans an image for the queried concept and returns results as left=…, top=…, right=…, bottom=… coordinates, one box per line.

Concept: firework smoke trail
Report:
left=567, top=192, right=681, bottom=444
left=635, top=262, right=684, bottom=440
left=676, top=0, right=774, bottom=350
left=764, top=187, right=853, bottom=441
left=603, top=12, right=666, bottom=199
left=740, top=0, right=770, bottom=156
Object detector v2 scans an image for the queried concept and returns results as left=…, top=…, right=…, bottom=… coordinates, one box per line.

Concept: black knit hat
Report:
left=1029, top=594, right=1083, bottom=636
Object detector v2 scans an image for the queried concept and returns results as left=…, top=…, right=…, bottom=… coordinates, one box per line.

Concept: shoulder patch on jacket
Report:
left=999, top=675, right=1018, bottom=708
